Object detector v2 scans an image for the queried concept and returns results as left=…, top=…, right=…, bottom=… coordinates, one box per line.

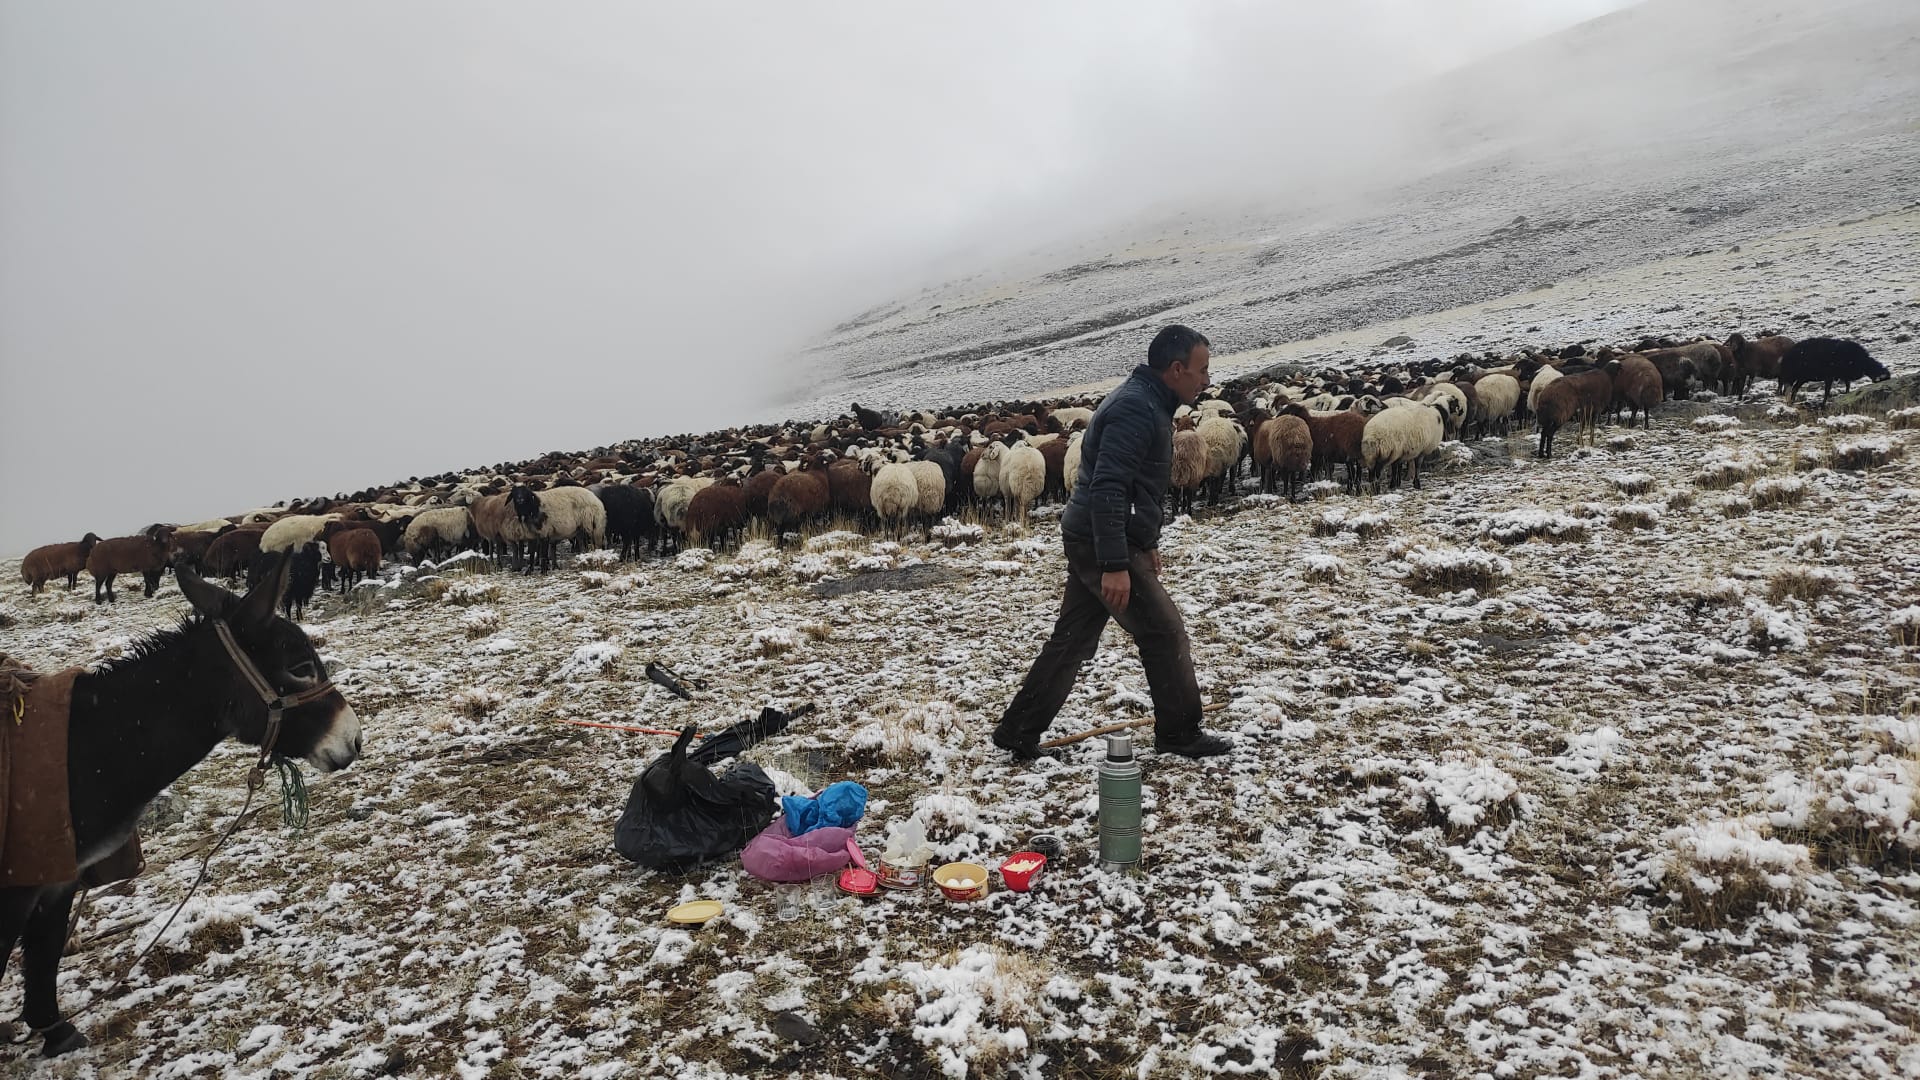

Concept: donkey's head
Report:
left=176, top=554, right=363, bottom=772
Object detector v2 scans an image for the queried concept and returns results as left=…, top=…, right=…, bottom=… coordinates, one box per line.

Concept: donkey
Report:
left=0, top=553, right=362, bottom=1058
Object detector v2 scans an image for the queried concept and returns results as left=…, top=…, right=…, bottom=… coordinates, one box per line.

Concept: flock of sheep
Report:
left=18, top=330, right=1891, bottom=607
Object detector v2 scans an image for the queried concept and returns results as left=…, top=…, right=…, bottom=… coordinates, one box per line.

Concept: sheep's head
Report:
left=508, top=485, right=547, bottom=528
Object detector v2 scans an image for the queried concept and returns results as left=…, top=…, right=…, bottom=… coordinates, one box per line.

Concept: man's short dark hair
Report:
left=1147, top=325, right=1209, bottom=371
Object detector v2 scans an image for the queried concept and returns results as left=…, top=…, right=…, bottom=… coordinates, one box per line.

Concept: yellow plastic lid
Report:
left=666, top=899, right=724, bottom=925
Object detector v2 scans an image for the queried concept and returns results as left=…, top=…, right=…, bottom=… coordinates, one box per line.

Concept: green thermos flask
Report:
left=1098, top=732, right=1142, bottom=869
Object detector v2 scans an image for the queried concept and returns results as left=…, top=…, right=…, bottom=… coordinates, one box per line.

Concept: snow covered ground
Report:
left=4, top=377, right=1919, bottom=1077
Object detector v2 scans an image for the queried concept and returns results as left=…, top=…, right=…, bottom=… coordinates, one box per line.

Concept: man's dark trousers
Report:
left=997, top=539, right=1202, bottom=745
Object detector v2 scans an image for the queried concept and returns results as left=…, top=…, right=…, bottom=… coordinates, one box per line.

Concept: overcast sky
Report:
left=0, top=0, right=1632, bottom=556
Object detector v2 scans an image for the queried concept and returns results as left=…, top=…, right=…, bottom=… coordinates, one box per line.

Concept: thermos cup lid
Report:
left=1106, top=732, right=1135, bottom=761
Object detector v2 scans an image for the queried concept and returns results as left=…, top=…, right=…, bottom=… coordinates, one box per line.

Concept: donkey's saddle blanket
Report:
left=1, top=667, right=143, bottom=889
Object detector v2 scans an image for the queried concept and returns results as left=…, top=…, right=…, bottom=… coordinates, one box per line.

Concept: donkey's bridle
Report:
left=210, top=619, right=338, bottom=768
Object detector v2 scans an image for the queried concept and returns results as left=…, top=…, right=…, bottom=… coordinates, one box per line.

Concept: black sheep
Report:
left=1780, top=338, right=1891, bottom=404
left=246, top=541, right=321, bottom=619
left=593, top=483, right=658, bottom=559
left=850, top=401, right=887, bottom=431
left=284, top=542, right=322, bottom=620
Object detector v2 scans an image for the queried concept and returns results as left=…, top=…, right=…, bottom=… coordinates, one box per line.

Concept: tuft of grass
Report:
left=438, top=579, right=502, bottom=606
left=1390, top=541, right=1512, bottom=595
left=1889, top=606, right=1920, bottom=648
left=1768, top=566, right=1842, bottom=603
left=451, top=687, right=507, bottom=718
left=1831, top=437, right=1903, bottom=471
left=1694, top=456, right=1765, bottom=490
left=1717, top=495, right=1753, bottom=519
left=1607, top=472, right=1656, bottom=496
left=1748, top=476, right=1807, bottom=510
left=461, top=607, right=503, bottom=638
left=1663, top=819, right=1808, bottom=928
left=1610, top=504, right=1662, bottom=530
left=1664, top=488, right=1697, bottom=511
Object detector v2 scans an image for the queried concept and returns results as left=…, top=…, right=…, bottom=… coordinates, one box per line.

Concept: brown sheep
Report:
left=1535, top=369, right=1611, bottom=458
left=21, top=533, right=102, bottom=594
left=325, top=526, right=383, bottom=592
left=468, top=493, right=518, bottom=563
left=767, top=466, right=830, bottom=543
left=167, top=525, right=232, bottom=574
left=960, top=445, right=985, bottom=498
left=1725, top=333, right=1795, bottom=395
left=685, top=479, right=749, bottom=550
left=334, top=509, right=407, bottom=554
left=202, top=523, right=269, bottom=580
left=743, top=468, right=782, bottom=521
left=86, top=524, right=175, bottom=603
left=1248, top=414, right=1273, bottom=482
left=1608, top=355, right=1664, bottom=429
left=1262, top=415, right=1313, bottom=501
left=1036, top=437, right=1069, bottom=502
left=825, top=457, right=874, bottom=522
left=1642, top=345, right=1715, bottom=400
left=1297, top=406, right=1368, bottom=494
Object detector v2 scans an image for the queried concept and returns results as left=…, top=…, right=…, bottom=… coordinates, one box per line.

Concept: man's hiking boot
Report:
left=1155, top=731, right=1233, bottom=759
left=992, top=728, right=1062, bottom=762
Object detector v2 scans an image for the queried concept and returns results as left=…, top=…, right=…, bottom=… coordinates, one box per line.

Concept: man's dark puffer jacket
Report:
left=1060, top=364, right=1178, bottom=571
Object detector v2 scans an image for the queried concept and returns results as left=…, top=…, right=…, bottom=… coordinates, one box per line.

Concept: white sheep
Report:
left=1361, top=402, right=1446, bottom=492
left=513, top=486, right=607, bottom=571
left=869, top=463, right=920, bottom=535
left=1000, top=442, right=1046, bottom=521
left=1412, top=382, right=1468, bottom=438
left=1472, top=373, right=1522, bottom=438
left=973, top=442, right=1004, bottom=501
left=403, top=507, right=475, bottom=562
left=1169, top=429, right=1209, bottom=516
left=1047, top=406, right=1094, bottom=433
left=1526, top=364, right=1563, bottom=428
left=260, top=514, right=340, bottom=554
left=907, top=460, right=948, bottom=516
left=1195, top=399, right=1235, bottom=418
left=1195, top=415, right=1246, bottom=503
left=653, top=476, right=712, bottom=541
left=536, top=487, right=607, bottom=548
left=1062, top=430, right=1087, bottom=495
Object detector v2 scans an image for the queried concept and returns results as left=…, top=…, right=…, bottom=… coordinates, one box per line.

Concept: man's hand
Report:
left=1101, top=569, right=1131, bottom=613
left=1148, top=550, right=1163, bottom=576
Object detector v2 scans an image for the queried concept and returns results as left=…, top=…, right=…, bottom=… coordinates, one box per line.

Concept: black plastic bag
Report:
left=612, top=707, right=801, bottom=870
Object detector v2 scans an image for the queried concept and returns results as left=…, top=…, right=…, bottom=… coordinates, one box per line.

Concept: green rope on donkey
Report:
left=271, top=754, right=309, bottom=829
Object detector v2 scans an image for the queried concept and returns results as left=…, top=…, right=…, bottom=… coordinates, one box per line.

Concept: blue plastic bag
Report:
left=781, top=781, right=868, bottom=835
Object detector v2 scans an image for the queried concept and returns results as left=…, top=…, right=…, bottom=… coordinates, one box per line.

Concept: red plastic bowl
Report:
left=998, top=852, right=1047, bottom=892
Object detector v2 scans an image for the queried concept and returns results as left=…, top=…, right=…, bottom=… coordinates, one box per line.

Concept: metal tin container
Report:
left=878, top=858, right=926, bottom=890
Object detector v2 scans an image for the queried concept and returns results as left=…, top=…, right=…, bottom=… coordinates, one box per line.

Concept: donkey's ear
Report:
left=236, top=551, right=291, bottom=626
left=176, top=562, right=237, bottom=620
